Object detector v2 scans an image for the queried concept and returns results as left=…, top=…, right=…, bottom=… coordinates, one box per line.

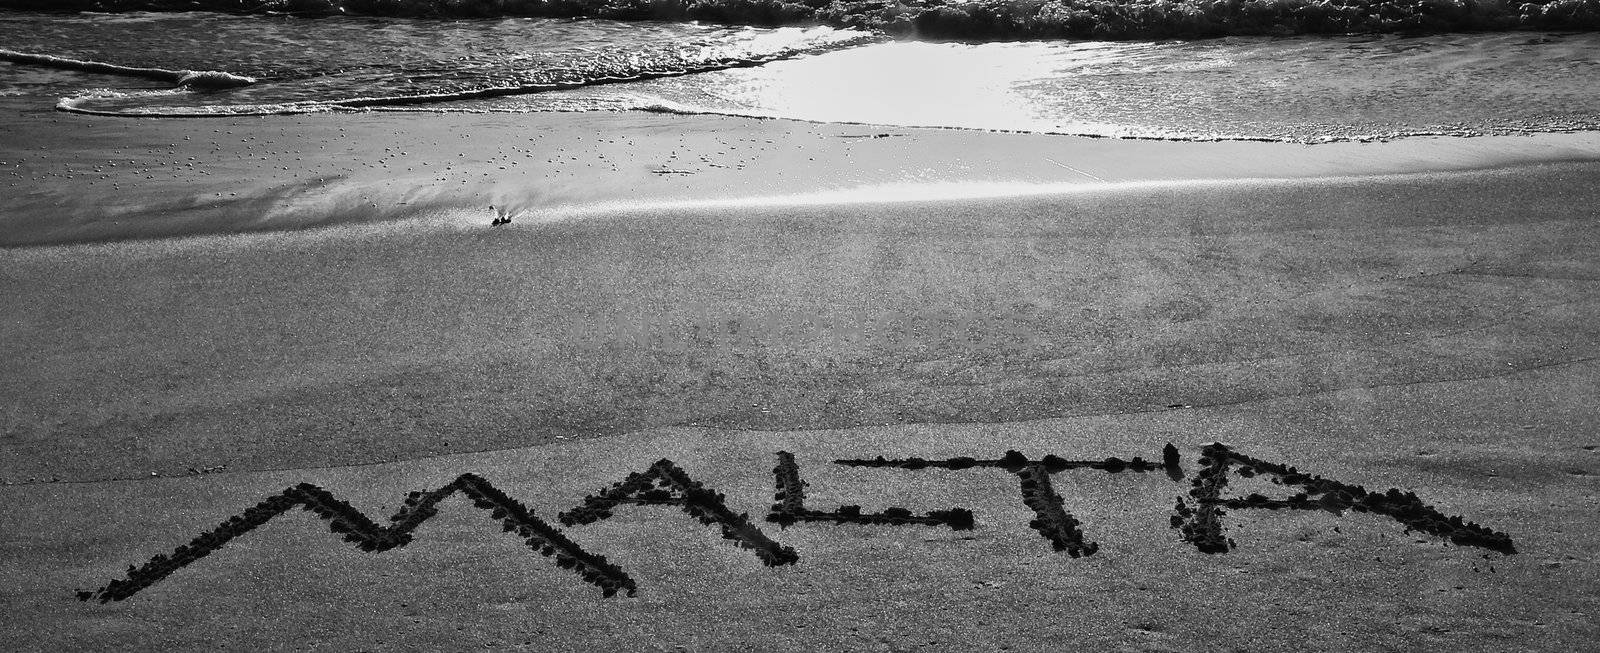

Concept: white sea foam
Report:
left=174, top=70, right=257, bottom=88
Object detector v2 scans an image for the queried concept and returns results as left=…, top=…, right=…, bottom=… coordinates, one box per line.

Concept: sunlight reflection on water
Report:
left=516, top=32, right=1600, bottom=141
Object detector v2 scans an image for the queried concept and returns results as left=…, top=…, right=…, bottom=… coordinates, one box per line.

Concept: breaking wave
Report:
left=0, top=48, right=255, bottom=88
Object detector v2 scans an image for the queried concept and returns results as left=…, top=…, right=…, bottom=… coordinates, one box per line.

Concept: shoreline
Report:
left=5, top=106, right=1600, bottom=247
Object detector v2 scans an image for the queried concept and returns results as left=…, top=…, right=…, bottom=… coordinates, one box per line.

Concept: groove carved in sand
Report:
left=559, top=458, right=799, bottom=567
left=78, top=473, right=635, bottom=603
left=768, top=451, right=976, bottom=530
left=1176, top=443, right=1518, bottom=554
left=78, top=444, right=1515, bottom=603
left=829, top=449, right=1174, bottom=556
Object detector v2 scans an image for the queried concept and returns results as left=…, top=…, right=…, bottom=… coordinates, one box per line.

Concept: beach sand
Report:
left=1, top=107, right=1597, bottom=650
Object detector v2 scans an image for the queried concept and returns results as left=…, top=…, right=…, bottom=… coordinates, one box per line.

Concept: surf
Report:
left=0, top=48, right=255, bottom=88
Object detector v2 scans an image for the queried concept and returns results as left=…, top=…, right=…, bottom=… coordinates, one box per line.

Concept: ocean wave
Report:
left=7, top=10, right=1596, bottom=142
left=0, top=48, right=255, bottom=87
left=3, top=0, right=1599, bottom=38
left=41, top=28, right=878, bottom=116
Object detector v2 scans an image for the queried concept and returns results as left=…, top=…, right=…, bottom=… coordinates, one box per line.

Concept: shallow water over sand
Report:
left=536, top=32, right=1600, bottom=141
left=2, top=11, right=1599, bottom=141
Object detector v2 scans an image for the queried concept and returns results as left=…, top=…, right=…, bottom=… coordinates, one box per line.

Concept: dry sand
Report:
left=1, top=107, right=1597, bottom=651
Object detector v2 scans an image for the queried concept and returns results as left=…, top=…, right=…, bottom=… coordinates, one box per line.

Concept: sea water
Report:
left=2, top=10, right=1599, bottom=141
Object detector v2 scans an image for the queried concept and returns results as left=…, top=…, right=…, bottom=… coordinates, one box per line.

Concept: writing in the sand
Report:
left=79, top=442, right=1515, bottom=603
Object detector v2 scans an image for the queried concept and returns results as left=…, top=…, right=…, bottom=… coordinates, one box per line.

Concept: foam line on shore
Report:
left=633, top=100, right=1600, bottom=144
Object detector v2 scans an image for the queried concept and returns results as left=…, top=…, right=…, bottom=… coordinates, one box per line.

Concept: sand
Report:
left=1, top=106, right=1597, bottom=651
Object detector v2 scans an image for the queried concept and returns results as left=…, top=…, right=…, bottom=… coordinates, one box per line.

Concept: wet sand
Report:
left=1, top=107, right=1598, bottom=650
left=6, top=104, right=1600, bottom=247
